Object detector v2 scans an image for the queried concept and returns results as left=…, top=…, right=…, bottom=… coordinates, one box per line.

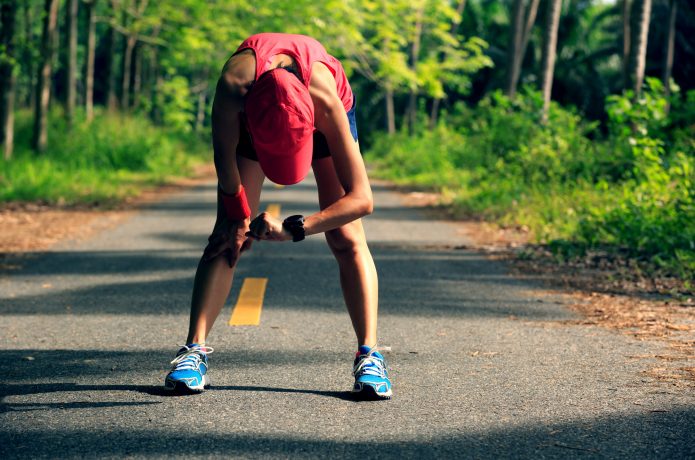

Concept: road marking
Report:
left=273, top=184, right=284, bottom=189
left=265, top=203, right=281, bottom=219
left=228, top=278, right=268, bottom=326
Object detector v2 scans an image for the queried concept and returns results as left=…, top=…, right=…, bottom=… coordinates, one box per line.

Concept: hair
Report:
left=278, top=63, right=303, bottom=84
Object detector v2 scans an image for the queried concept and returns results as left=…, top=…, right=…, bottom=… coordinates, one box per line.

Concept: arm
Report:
left=203, top=72, right=252, bottom=264
left=247, top=63, right=373, bottom=242
left=303, top=63, right=373, bottom=236
left=211, top=76, right=242, bottom=194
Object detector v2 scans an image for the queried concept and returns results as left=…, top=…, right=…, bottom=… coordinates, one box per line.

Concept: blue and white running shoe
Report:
left=164, top=344, right=213, bottom=394
left=352, top=345, right=392, bottom=400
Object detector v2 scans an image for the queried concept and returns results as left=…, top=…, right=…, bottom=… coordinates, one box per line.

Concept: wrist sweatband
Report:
left=219, top=184, right=251, bottom=221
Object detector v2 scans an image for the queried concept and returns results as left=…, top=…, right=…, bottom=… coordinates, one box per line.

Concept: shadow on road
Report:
left=1, top=240, right=565, bottom=320
left=2, top=349, right=694, bottom=457
left=1, top=405, right=692, bottom=458
left=0, top=381, right=354, bottom=405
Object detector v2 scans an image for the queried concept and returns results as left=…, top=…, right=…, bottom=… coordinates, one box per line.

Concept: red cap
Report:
left=245, top=68, right=314, bottom=185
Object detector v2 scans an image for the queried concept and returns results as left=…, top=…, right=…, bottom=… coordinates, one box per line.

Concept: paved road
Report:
left=1, top=177, right=693, bottom=459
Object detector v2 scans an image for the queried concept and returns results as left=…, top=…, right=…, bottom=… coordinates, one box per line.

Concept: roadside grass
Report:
left=0, top=109, right=208, bottom=206
left=366, top=83, right=695, bottom=282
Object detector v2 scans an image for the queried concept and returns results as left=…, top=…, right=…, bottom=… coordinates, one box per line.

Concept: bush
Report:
left=366, top=81, right=695, bottom=278
left=0, top=109, right=207, bottom=205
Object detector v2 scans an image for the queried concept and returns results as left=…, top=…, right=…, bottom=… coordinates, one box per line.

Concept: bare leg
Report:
left=186, top=156, right=265, bottom=344
left=312, top=156, right=379, bottom=348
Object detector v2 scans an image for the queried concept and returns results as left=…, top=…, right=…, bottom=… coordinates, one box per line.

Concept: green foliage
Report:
left=0, top=110, right=206, bottom=205
left=157, top=76, right=195, bottom=133
left=367, top=81, right=695, bottom=278
left=575, top=79, right=695, bottom=274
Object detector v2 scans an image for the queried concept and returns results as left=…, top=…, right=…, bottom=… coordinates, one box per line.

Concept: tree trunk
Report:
left=22, top=0, right=36, bottom=109
left=145, top=25, right=160, bottom=122
left=506, top=0, right=540, bottom=98
left=505, top=0, right=526, bottom=97
left=121, top=34, right=136, bottom=111
left=429, top=98, right=441, bottom=129
left=65, top=0, right=78, bottom=125
left=521, top=0, right=540, bottom=64
left=1, top=0, right=18, bottom=159
left=385, top=85, right=395, bottom=135
left=32, top=0, right=60, bottom=153
left=622, top=0, right=631, bottom=89
left=105, top=25, right=119, bottom=111
left=147, top=45, right=158, bottom=121
left=195, top=90, right=206, bottom=132
left=120, top=0, right=148, bottom=111
left=2, top=75, right=16, bottom=160
left=627, top=0, right=652, bottom=96
left=405, top=3, right=425, bottom=133
left=132, top=43, right=142, bottom=109
left=540, top=0, right=562, bottom=124
left=662, top=0, right=677, bottom=113
left=151, top=71, right=164, bottom=125
left=84, top=0, right=96, bottom=122
left=430, top=0, right=467, bottom=129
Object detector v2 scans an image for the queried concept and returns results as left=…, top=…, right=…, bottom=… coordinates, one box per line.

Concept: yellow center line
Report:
left=273, top=184, right=285, bottom=189
left=228, top=278, right=268, bottom=326
left=265, top=203, right=281, bottom=219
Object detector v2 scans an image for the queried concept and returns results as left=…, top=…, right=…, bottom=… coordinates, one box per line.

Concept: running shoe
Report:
left=352, top=345, right=392, bottom=400
left=164, top=344, right=213, bottom=394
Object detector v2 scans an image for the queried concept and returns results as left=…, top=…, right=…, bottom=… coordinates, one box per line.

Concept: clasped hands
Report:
left=203, top=212, right=291, bottom=267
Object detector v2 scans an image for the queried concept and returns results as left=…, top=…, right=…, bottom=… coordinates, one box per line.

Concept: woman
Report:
left=164, top=33, right=391, bottom=400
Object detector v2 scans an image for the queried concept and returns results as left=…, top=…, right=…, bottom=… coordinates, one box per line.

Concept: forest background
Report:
left=0, top=0, right=693, bottom=283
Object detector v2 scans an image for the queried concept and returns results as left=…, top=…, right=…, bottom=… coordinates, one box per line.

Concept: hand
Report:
left=246, top=212, right=291, bottom=241
left=203, top=216, right=252, bottom=267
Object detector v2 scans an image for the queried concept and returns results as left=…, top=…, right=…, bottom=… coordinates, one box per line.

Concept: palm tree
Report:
left=627, top=0, right=652, bottom=96
left=540, top=0, right=563, bottom=123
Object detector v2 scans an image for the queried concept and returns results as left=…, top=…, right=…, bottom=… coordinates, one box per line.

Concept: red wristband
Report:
left=219, top=185, right=251, bottom=221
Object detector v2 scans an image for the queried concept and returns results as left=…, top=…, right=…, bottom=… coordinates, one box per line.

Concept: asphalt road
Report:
left=1, top=176, right=693, bottom=459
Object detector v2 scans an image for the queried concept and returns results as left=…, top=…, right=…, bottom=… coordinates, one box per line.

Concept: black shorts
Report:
left=237, top=96, right=358, bottom=161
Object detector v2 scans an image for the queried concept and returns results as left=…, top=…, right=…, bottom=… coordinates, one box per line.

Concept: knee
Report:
left=325, top=225, right=365, bottom=259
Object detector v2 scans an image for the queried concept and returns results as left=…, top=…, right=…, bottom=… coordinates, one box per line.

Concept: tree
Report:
left=662, top=0, right=677, bottom=112
left=105, top=4, right=119, bottom=111
left=404, top=0, right=426, bottom=133
left=348, top=0, right=414, bottom=135
left=430, top=0, right=466, bottom=128
left=32, top=0, right=60, bottom=153
left=84, top=0, right=97, bottom=122
left=540, top=0, right=563, bottom=123
left=1, top=0, right=18, bottom=159
left=626, top=0, right=652, bottom=96
left=65, top=0, right=78, bottom=125
left=505, top=0, right=540, bottom=98
left=120, top=6, right=136, bottom=110
left=21, top=0, right=37, bottom=110
left=621, top=0, right=631, bottom=88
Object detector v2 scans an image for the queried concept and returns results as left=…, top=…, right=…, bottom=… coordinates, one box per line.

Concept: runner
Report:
left=163, top=33, right=391, bottom=400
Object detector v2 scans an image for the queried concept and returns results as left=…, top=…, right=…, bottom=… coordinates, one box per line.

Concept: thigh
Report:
left=237, top=154, right=265, bottom=216
left=312, top=156, right=345, bottom=211
left=213, top=155, right=265, bottom=233
left=312, top=156, right=366, bottom=244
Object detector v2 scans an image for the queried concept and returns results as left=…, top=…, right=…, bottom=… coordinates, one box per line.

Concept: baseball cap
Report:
left=245, top=68, right=315, bottom=185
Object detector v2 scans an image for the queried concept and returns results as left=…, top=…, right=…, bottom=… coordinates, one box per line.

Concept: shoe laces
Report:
left=170, top=344, right=214, bottom=371
left=353, top=347, right=388, bottom=378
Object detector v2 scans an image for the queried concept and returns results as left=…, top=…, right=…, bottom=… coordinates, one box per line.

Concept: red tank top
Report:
left=235, top=33, right=353, bottom=112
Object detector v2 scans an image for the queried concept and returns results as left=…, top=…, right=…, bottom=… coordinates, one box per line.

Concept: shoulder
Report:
left=309, top=62, right=341, bottom=111
left=216, top=51, right=256, bottom=109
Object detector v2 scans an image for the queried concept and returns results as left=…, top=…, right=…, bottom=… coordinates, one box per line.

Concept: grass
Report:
left=0, top=109, right=209, bottom=206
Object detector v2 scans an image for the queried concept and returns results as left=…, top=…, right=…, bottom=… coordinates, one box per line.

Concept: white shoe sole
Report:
left=164, top=374, right=209, bottom=394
